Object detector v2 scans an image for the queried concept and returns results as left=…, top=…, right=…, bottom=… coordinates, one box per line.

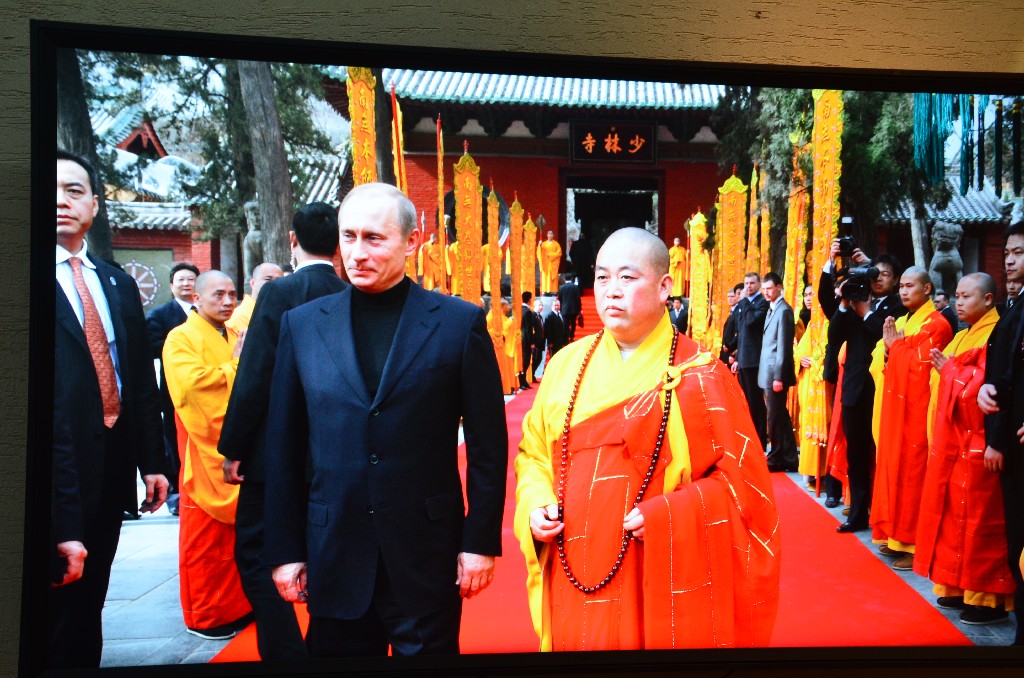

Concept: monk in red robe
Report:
left=914, top=273, right=1015, bottom=625
left=514, top=228, right=780, bottom=651
left=870, top=266, right=954, bottom=570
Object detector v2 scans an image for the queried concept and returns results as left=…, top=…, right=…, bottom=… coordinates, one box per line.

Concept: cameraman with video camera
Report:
left=825, top=236, right=906, bottom=533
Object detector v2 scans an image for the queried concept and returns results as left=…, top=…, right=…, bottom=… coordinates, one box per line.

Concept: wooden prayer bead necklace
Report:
left=555, top=326, right=679, bottom=594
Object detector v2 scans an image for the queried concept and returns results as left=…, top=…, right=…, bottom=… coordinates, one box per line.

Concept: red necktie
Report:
left=68, top=257, right=120, bottom=428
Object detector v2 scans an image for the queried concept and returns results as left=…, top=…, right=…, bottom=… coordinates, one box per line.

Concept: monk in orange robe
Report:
left=914, top=273, right=1015, bottom=624
left=870, top=266, right=954, bottom=570
left=515, top=228, right=779, bottom=651
left=164, top=270, right=252, bottom=639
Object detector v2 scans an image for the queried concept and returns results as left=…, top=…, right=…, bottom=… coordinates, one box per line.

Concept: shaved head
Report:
left=961, top=271, right=996, bottom=297
left=195, top=270, right=232, bottom=295
left=598, top=228, right=670, bottom=276
left=903, top=265, right=931, bottom=287
left=249, top=262, right=284, bottom=299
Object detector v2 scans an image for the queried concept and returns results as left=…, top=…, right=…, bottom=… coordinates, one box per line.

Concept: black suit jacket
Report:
left=984, top=295, right=1024, bottom=452
left=145, top=299, right=189, bottom=416
left=734, top=293, right=769, bottom=369
left=263, top=283, right=508, bottom=619
left=827, top=293, right=907, bottom=406
left=55, top=258, right=166, bottom=539
left=670, top=307, right=688, bottom=334
left=556, top=281, right=581, bottom=319
left=939, top=305, right=959, bottom=335
left=720, top=305, right=739, bottom=361
left=544, top=312, right=567, bottom=353
left=219, top=264, right=346, bottom=481
left=818, top=269, right=842, bottom=383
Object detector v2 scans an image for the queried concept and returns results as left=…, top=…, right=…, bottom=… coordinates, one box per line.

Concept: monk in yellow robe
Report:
left=404, top=252, right=418, bottom=281
left=515, top=228, right=780, bottom=651
left=500, top=298, right=520, bottom=388
left=447, top=240, right=461, bottom=296
left=418, top=233, right=443, bottom=291
left=164, top=270, right=252, bottom=639
left=870, top=267, right=954, bottom=570
left=487, top=298, right=517, bottom=395
left=794, top=314, right=831, bottom=484
left=914, top=273, right=1015, bottom=624
left=226, top=262, right=283, bottom=332
left=537, top=230, right=562, bottom=295
left=668, top=236, right=688, bottom=297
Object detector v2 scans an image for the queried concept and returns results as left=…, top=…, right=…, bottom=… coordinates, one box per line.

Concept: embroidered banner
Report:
left=347, top=67, right=377, bottom=186
left=454, top=144, right=483, bottom=306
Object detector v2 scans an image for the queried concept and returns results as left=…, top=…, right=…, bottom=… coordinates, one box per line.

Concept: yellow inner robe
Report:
left=794, top=319, right=830, bottom=477
left=537, top=240, right=562, bottom=295
left=163, top=312, right=240, bottom=523
left=515, top=315, right=693, bottom=650
left=668, top=245, right=688, bottom=297
left=225, top=295, right=254, bottom=333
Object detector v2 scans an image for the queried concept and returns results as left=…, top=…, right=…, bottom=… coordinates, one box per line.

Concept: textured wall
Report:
left=3, top=1, right=1024, bottom=674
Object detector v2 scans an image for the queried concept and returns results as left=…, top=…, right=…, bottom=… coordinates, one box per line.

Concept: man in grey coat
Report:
left=758, top=272, right=798, bottom=472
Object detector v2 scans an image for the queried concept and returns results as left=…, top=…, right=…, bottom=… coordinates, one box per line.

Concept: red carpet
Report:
left=768, top=474, right=969, bottom=647
left=214, top=387, right=969, bottom=661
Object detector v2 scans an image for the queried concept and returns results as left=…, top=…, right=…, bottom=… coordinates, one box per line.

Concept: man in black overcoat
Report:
left=264, top=183, right=508, bottom=658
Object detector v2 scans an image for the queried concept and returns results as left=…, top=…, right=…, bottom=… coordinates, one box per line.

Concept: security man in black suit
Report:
left=519, top=291, right=536, bottom=390
left=146, top=261, right=200, bottom=514
left=556, top=274, right=582, bottom=341
left=720, top=283, right=742, bottom=364
left=52, top=149, right=169, bottom=668
left=828, top=251, right=906, bottom=533
left=978, top=222, right=1024, bottom=644
left=731, top=273, right=770, bottom=448
left=263, top=183, right=507, bottom=657
left=219, top=202, right=347, bottom=660
left=669, top=297, right=688, bottom=334
left=543, top=298, right=568, bottom=356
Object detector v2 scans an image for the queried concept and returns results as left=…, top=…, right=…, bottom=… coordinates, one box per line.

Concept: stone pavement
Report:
left=100, top=482, right=236, bottom=667
left=100, top=466, right=1017, bottom=667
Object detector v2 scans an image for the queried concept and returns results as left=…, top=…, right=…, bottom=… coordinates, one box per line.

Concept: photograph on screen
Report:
left=31, top=22, right=1024, bottom=675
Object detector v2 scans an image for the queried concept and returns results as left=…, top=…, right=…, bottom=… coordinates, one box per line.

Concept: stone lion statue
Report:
left=928, top=219, right=963, bottom=297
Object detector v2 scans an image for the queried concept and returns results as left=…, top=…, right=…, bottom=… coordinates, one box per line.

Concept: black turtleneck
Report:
left=351, top=277, right=411, bottom=398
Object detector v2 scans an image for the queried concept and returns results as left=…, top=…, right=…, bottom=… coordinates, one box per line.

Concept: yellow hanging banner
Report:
left=716, top=174, right=749, bottom=349
left=746, top=166, right=759, bottom=275
left=347, top=67, right=377, bottom=186
left=687, top=211, right=712, bottom=350
left=811, top=89, right=844, bottom=322
left=509, top=195, right=524, bottom=375
left=454, top=144, right=483, bottom=306
left=759, top=169, right=771, bottom=275
left=522, top=215, right=538, bottom=300
left=436, top=116, right=447, bottom=293
left=783, top=142, right=811, bottom=312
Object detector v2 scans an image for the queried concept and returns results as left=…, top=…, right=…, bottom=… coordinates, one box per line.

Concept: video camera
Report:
left=833, top=235, right=879, bottom=301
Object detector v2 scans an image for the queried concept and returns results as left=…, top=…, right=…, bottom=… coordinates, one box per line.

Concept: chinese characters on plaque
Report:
left=570, top=122, right=656, bottom=164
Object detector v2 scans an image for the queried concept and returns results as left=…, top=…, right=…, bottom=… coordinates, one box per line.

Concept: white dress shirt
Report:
left=56, top=241, right=122, bottom=393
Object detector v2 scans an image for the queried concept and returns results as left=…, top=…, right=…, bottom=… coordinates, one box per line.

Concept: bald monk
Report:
left=419, top=233, right=443, bottom=291
left=870, top=266, right=954, bottom=570
left=226, top=262, right=283, bottom=332
left=537, top=230, right=562, bottom=295
left=914, top=273, right=1015, bottom=625
left=668, top=236, right=688, bottom=297
left=164, top=270, right=252, bottom=639
left=487, top=297, right=516, bottom=395
left=515, top=227, right=780, bottom=651
left=447, top=240, right=462, bottom=296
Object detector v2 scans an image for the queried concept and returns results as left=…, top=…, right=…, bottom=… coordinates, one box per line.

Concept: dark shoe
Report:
left=892, top=554, right=914, bottom=570
left=936, top=596, right=965, bottom=610
left=837, top=521, right=867, bottom=533
left=959, top=605, right=1009, bottom=625
left=824, top=497, right=840, bottom=509
left=123, top=510, right=140, bottom=521
left=186, top=624, right=238, bottom=640
left=766, top=463, right=786, bottom=473
left=878, top=544, right=901, bottom=558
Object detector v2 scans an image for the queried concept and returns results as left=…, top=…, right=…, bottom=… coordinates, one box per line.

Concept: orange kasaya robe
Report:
left=913, top=309, right=1016, bottom=605
left=515, top=316, right=780, bottom=650
left=826, top=343, right=849, bottom=491
left=870, top=302, right=953, bottom=550
left=164, top=313, right=252, bottom=631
